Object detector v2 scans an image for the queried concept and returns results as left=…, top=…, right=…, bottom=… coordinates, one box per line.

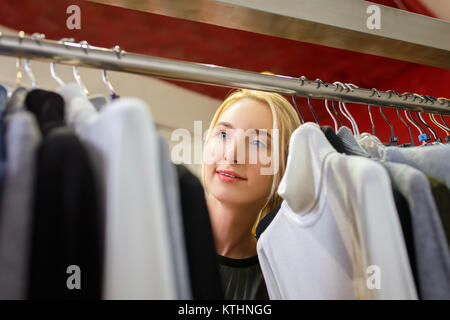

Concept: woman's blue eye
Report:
left=251, top=140, right=266, bottom=148
left=215, top=130, right=228, bottom=139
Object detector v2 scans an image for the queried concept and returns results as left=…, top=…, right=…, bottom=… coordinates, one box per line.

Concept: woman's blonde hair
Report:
left=201, top=84, right=301, bottom=235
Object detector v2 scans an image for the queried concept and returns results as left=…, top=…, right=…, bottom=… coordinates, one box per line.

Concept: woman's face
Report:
left=203, top=97, right=275, bottom=207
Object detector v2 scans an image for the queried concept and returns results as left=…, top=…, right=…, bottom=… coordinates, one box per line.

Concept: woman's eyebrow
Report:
left=216, top=121, right=233, bottom=128
left=254, top=129, right=272, bottom=139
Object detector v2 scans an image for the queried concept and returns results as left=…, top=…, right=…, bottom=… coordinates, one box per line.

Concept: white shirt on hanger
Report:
left=58, top=84, right=177, bottom=299
left=257, top=122, right=417, bottom=300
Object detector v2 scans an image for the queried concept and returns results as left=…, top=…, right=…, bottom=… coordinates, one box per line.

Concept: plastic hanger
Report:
left=409, top=111, right=430, bottom=145
left=367, top=104, right=376, bottom=136
left=307, top=96, right=320, bottom=125
left=429, top=113, right=450, bottom=142
left=331, top=101, right=343, bottom=128
left=333, top=81, right=357, bottom=134
left=397, top=109, right=415, bottom=146
left=384, top=89, right=413, bottom=146
left=404, top=110, right=423, bottom=142
left=71, top=40, right=89, bottom=96
left=343, top=83, right=360, bottom=135
left=291, top=96, right=305, bottom=124
left=324, top=99, right=338, bottom=132
left=304, top=78, right=326, bottom=125
left=379, top=107, right=398, bottom=146
left=417, top=111, right=440, bottom=142
left=101, top=45, right=123, bottom=101
left=411, top=93, right=440, bottom=142
left=23, top=58, right=37, bottom=88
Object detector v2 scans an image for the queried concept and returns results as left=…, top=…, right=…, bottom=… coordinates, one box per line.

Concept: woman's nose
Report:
left=223, top=135, right=245, bottom=164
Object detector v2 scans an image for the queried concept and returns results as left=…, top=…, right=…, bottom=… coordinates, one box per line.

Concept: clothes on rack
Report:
left=175, top=164, right=224, bottom=300
left=256, top=123, right=450, bottom=300
left=0, top=108, right=41, bottom=299
left=0, top=82, right=224, bottom=300
left=257, top=123, right=418, bottom=300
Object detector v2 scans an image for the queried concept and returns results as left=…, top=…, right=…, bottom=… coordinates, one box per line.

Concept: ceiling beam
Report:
left=87, top=0, right=450, bottom=69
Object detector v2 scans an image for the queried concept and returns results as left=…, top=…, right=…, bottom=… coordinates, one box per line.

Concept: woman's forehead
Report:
left=218, top=98, right=273, bottom=131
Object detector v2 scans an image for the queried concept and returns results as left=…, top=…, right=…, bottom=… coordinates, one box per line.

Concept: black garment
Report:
left=26, top=91, right=102, bottom=300
left=217, top=255, right=269, bottom=300
left=256, top=204, right=281, bottom=240
left=175, top=165, right=223, bottom=300
left=25, top=89, right=65, bottom=136
left=320, top=126, right=347, bottom=154
left=387, top=177, right=420, bottom=298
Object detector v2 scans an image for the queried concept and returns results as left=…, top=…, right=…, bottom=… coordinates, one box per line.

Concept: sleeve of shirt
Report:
left=257, top=238, right=283, bottom=300
left=351, top=158, right=418, bottom=300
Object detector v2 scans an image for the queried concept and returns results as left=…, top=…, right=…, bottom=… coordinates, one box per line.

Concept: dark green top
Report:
left=427, top=175, right=450, bottom=247
left=217, top=254, right=269, bottom=300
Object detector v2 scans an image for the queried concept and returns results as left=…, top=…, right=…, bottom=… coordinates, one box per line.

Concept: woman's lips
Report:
left=216, top=170, right=246, bottom=183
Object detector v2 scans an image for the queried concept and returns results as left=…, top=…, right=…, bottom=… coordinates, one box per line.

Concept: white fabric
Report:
left=257, top=122, right=417, bottom=300
left=58, top=83, right=177, bottom=299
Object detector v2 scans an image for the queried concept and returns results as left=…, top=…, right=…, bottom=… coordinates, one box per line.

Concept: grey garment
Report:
left=332, top=131, right=450, bottom=298
left=337, top=127, right=372, bottom=158
left=89, top=95, right=108, bottom=112
left=382, top=161, right=450, bottom=299
left=0, top=84, right=8, bottom=111
left=0, top=110, right=42, bottom=299
left=158, top=135, right=192, bottom=299
left=4, top=87, right=28, bottom=115
left=382, top=144, right=450, bottom=191
left=356, top=133, right=386, bottom=159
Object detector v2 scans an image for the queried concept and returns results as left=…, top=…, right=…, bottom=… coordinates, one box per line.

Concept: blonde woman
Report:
left=202, top=88, right=301, bottom=300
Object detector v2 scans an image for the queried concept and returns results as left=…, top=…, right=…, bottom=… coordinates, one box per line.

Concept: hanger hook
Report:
left=324, top=99, right=338, bottom=132
left=291, top=95, right=305, bottom=124
left=306, top=96, right=320, bottom=125
left=379, top=107, right=398, bottom=146
left=50, top=62, right=65, bottom=87
left=343, top=83, right=360, bottom=135
left=71, top=40, right=89, bottom=96
left=332, top=82, right=350, bottom=131
left=440, top=114, right=450, bottom=130
left=429, top=113, right=448, bottom=140
left=410, top=111, right=431, bottom=144
left=404, top=110, right=422, bottom=137
left=331, top=101, right=343, bottom=128
left=24, top=59, right=37, bottom=88
left=397, top=108, right=415, bottom=146
left=17, top=31, right=36, bottom=88
left=417, top=111, right=438, bottom=141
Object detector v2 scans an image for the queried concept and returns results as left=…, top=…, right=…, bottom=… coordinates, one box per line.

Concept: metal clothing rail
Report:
left=0, top=33, right=449, bottom=115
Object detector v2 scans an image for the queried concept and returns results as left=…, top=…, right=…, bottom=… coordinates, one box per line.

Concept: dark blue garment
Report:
left=0, top=84, right=10, bottom=211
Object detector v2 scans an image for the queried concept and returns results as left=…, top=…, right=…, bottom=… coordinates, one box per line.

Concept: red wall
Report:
left=0, top=0, right=448, bottom=144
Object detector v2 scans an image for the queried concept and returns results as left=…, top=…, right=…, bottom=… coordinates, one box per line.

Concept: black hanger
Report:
left=379, top=107, right=398, bottom=146
left=396, top=108, right=415, bottom=146
left=409, top=111, right=430, bottom=144
left=368, top=105, right=375, bottom=136
left=291, top=96, right=305, bottom=124
left=416, top=111, right=440, bottom=143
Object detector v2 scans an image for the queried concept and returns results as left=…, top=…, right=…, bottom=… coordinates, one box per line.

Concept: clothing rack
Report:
left=0, top=32, right=449, bottom=115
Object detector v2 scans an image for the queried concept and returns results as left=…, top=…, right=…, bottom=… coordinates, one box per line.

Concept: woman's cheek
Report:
left=203, top=142, right=220, bottom=165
